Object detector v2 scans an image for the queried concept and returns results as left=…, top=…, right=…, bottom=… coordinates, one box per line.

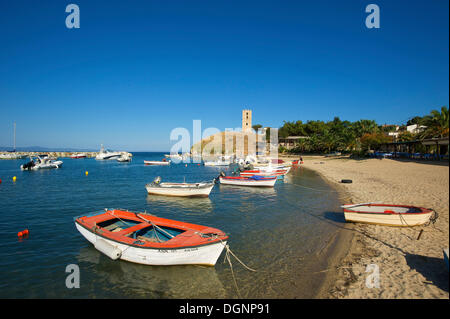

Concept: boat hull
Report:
left=144, top=161, right=170, bottom=165
left=342, top=204, right=434, bottom=227
left=219, top=176, right=277, bottom=187
left=75, top=223, right=226, bottom=266
left=21, top=161, right=63, bottom=170
left=145, top=183, right=214, bottom=197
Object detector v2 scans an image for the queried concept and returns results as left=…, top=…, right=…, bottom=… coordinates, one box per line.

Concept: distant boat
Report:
left=70, top=153, right=86, bottom=159
left=144, top=160, right=170, bottom=166
left=239, top=168, right=288, bottom=177
left=74, top=208, right=228, bottom=266
left=145, top=177, right=215, bottom=197
left=95, top=144, right=121, bottom=160
left=341, top=203, right=436, bottom=226
left=0, top=152, right=26, bottom=160
left=204, top=156, right=231, bottom=166
left=219, top=174, right=277, bottom=187
left=117, top=153, right=132, bottom=162
left=164, top=153, right=182, bottom=160
left=20, top=155, right=63, bottom=170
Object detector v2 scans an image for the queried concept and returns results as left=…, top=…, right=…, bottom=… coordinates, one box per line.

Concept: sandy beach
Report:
left=281, top=155, right=449, bottom=299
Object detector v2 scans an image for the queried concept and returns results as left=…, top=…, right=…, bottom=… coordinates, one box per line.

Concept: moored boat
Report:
left=219, top=174, right=277, bottom=187
left=239, top=168, right=288, bottom=177
left=117, top=153, right=132, bottom=162
left=95, top=144, right=122, bottom=160
left=20, top=156, right=63, bottom=170
left=70, top=153, right=86, bottom=159
left=144, top=160, right=171, bottom=166
left=341, top=203, right=437, bottom=227
left=145, top=177, right=214, bottom=197
left=74, top=208, right=228, bottom=266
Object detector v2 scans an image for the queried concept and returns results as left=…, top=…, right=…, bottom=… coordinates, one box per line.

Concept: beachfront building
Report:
left=379, top=136, right=449, bottom=160
left=278, top=136, right=309, bottom=150
left=388, top=124, right=427, bottom=141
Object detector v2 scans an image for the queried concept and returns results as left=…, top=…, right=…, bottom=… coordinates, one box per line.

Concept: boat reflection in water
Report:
left=146, top=194, right=214, bottom=214
left=76, top=246, right=226, bottom=298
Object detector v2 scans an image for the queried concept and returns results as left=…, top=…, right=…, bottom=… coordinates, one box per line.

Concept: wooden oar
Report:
left=340, top=202, right=381, bottom=209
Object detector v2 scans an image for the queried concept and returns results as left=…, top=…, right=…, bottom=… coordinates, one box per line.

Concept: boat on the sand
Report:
left=145, top=177, right=214, bottom=197
left=341, top=203, right=437, bottom=227
left=74, top=208, right=228, bottom=266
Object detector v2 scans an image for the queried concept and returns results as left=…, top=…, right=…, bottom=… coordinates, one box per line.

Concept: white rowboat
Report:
left=219, top=175, right=277, bottom=187
left=341, top=203, right=436, bottom=227
left=146, top=177, right=214, bottom=197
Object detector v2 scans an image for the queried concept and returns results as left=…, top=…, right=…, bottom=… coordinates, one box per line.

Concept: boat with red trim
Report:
left=219, top=174, right=277, bottom=187
left=74, top=208, right=228, bottom=266
left=341, top=203, right=437, bottom=226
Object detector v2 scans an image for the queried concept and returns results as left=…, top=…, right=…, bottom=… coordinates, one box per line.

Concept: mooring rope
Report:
left=285, top=181, right=339, bottom=193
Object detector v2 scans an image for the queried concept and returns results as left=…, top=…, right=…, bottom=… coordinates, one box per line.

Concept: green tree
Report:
left=419, top=106, right=449, bottom=139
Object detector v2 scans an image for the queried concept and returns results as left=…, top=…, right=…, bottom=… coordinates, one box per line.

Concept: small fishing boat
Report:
left=145, top=177, right=214, bottom=197
left=204, top=158, right=231, bottom=166
left=70, top=153, right=86, bottom=159
left=144, top=160, right=171, bottom=166
left=164, top=153, right=183, bottom=161
left=341, top=203, right=437, bottom=227
left=74, top=208, right=228, bottom=266
left=20, top=156, right=63, bottom=170
left=219, top=174, right=277, bottom=187
left=117, top=153, right=132, bottom=162
left=239, top=168, right=288, bottom=177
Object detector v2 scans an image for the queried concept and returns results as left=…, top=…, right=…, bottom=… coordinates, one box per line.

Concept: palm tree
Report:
left=419, top=106, right=449, bottom=139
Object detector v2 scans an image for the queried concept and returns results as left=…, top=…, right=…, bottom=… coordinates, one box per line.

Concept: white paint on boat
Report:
left=145, top=182, right=214, bottom=197
left=75, top=223, right=226, bottom=266
left=342, top=204, right=434, bottom=226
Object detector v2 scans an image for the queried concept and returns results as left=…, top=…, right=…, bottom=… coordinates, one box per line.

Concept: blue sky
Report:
left=0, top=0, right=448, bottom=151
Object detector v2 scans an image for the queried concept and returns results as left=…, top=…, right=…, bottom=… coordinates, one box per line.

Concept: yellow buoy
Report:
left=12, top=176, right=17, bottom=182
left=85, top=171, right=88, bottom=176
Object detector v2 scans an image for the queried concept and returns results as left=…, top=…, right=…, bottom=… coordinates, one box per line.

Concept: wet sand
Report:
left=281, top=155, right=449, bottom=299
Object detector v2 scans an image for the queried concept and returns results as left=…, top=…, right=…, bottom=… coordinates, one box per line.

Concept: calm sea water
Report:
left=0, top=152, right=345, bottom=298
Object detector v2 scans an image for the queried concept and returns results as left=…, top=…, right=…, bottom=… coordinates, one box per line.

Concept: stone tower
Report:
left=242, top=109, right=252, bottom=132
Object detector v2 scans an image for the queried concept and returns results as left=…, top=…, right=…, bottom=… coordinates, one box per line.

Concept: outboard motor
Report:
left=215, top=171, right=226, bottom=183
left=22, top=160, right=35, bottom=170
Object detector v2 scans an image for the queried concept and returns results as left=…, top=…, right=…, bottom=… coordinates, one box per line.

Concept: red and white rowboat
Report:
left=239, top=169, right=287, bottom=177
left=341, top=203, right=436, bottom=227
left=219, top=175, right=277, bottom=187
left=70, top=153, right=86, bottom=159
left=75, top=209, right=228, bottom=266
